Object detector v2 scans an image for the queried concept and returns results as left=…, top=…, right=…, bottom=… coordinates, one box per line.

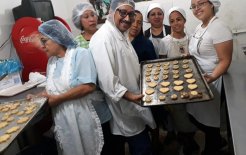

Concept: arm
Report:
left=204, top=40, right=233, bottom=83
left=43, top=83, right=96, bottom=107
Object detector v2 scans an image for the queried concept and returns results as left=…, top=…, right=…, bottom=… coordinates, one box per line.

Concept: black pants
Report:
left=189, top=114, right=223, bottom=154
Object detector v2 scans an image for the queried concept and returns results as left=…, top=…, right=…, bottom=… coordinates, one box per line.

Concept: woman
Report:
left=187, top=0, right=233, bottom=154
left=128, top=10, right=157, bottom=62
left=72, top=3, right=112, bottom=155
left=162, top=7, right=189, bottom=57
left=144, top=3, right=170, bottom=58
left=28, top=20, right=103, bottom=155
left=162, top=7, right=199, bottom=155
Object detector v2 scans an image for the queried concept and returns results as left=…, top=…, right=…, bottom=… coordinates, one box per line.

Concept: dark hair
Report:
left=134, top=10, right=144, bottom=36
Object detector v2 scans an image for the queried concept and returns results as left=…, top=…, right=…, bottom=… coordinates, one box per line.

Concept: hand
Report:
left=204, top=73, right=216, bottom=84
left=124, top=91, right=144, bottom=105
left=26, top=94, right=35, bottom=100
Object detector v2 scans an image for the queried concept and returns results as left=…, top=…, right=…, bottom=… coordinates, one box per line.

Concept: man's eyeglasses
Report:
left=40, top=38, right=49, bottom=46
left=190, top=1, right=209, bottom=10
left=116, top=9, right=135, bottom=20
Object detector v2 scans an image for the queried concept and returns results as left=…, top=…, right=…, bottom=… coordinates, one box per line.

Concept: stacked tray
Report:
left=140, top=56, right=213, bottom=106
left=0, top=97, right=47, bottom=153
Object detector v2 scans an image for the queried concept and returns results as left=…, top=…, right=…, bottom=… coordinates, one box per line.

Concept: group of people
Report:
left=27, top=0, right=233, bottom=155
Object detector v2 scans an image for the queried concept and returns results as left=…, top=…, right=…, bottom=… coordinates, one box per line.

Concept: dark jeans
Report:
left=101, top=121, right=114, bottom=155
left=110, top=128, right=152, bottom=155
left=189, top=114, right=223, bottom=154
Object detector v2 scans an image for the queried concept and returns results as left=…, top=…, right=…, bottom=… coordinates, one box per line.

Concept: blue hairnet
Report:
left=108, top=0, right=135, bottom=24
left=72, top=2, right=96, bottom=30
left=38, top=19, right=77, bottom=49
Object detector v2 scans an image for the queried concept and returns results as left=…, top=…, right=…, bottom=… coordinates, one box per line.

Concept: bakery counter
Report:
left=223, top=60, right=246, bottom=155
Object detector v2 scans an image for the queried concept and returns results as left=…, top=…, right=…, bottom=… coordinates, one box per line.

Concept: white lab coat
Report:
left=89, top=20, right=156, bottom=136
left=46, top=48, right=103, bottom=155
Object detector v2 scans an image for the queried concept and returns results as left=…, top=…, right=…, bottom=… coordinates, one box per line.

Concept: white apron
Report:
left=149, top=25, right=166, bottom=57
left=187, top=16, right=222, bottom=128
left=46, top=49, right=103, bottom=155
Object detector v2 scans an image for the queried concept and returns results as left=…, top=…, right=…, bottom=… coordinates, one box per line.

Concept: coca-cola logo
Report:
left=20, top=35, right=34, bottom=44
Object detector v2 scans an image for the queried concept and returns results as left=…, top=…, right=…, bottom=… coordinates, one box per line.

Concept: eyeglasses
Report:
left=40, top=38, right=49, bottom=46
left=190, top=1, right=209, bottom=10
left=116, top=9, right=135, bottom=20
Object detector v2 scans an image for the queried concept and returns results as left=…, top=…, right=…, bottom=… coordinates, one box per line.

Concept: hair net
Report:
left=107, top=0, right=135, bottom=24
left=38, top=19, right=77, bottom=49
left=72, top=2, right=96, bottom=30
left=209, top=0, right=221, bottom=13
left=145, top=3, right=165, bottom=22
left=168, top=6, right=186, bottom=22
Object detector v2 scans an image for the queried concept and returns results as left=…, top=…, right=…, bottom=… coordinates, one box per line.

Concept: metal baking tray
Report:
left=0, top=97, right=47, bottom=153
left=140, top=56, right=214, bottom=106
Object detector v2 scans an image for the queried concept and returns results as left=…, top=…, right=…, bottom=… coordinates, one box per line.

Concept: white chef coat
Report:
left=187, top=17, right=232, bottom=127
left=89, top=20, right=156, bottom=136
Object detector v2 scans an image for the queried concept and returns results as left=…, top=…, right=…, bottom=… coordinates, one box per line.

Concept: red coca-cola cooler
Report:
left=11, top=17, right=48, bottom=82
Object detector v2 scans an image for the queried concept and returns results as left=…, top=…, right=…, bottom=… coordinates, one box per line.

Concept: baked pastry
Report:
left=163, top=62, right=170, bottom=66
left=145, top=72, right=151, bottom=77
left=163, top=70, right=169, bottom=75
left=145, top=88, right=155, bottom=95
left=17, top=117, right=30, bottom=124
left=182, top=64, right=189, bottom=69
left=163, top=75, right=169, bottom=80
left=173, top=80, right=184, bottom=86
left=163, top=65, right=169, bottom=70
left=146, top=68, right=152, bottom=72
left=173, top=60, right=179, bottom=65
left=145, top=96, right=152, bottom=103
left=160, top=81, right=170, bottom=87
left=171, top=94, right=178, bottom=100
left=173, top=86, right=184, bottom=91
left=184, top=73, right=193, bottom=79
left=147, top=64, right=153, bottom=68
left=147, top=82, right=157, bottom=88
left=188, top=84, right=198, bottom=90
left=186, top=78, right=196, bottom=84
left=153, top=75, right=159, bottom=81
left=0, top=122, right=8, bottom=129
left=173, top=65, right=179, bottom=69
left=6, top=126, right=20, bottom=134
left=180, top=92, right=189, bottom=99
left=0, top=134, right=11, bottom=143
left=172, top=70, right=179, bottom=74
left=159, top=95, right=166, bottom=101
left=159, top=87, right=170, bottom=94
left=182, top=59, right=189, bottom=64
left=145, top=77, right=151, bottom=82
left=154, top=71, right=160, bottom=75
left=185, top=68, right=193, bottom=73
left=173, top=74, right=179, bottom=79
left=156, top=63, right=161, bottom=67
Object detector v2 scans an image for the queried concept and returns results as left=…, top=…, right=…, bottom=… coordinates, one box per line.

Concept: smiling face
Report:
left=169, top=11, right=186, bottom=34
left=80, top=10, right=98, bottom=33
left=129, top=12, right=142, bottom=38
left=114, top=5, right=135, bottom=33
left=191, top=0, right=214, bottom=23
left=148, top=8, right=164, bottom=28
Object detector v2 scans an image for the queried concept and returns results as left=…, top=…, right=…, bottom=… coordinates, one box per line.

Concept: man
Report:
left=89, top=0, right=156, bottom=154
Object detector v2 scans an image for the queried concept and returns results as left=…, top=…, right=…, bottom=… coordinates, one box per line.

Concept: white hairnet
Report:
left=168, top=6, right=186, bottom=23
left=107, top=0, right=135, bottom=24
left=145, top=3, right=165, bottom=22
left=38, top=19, right=77, bottom=49
left=209, top=0, right=221, bottom=13
left=72, top=2, right=96, bottom=30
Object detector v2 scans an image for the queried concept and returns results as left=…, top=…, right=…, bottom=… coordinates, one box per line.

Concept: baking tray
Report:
left=0, top=97, right=47, bottom=153
left=140, top=55, right=214, bottom=106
